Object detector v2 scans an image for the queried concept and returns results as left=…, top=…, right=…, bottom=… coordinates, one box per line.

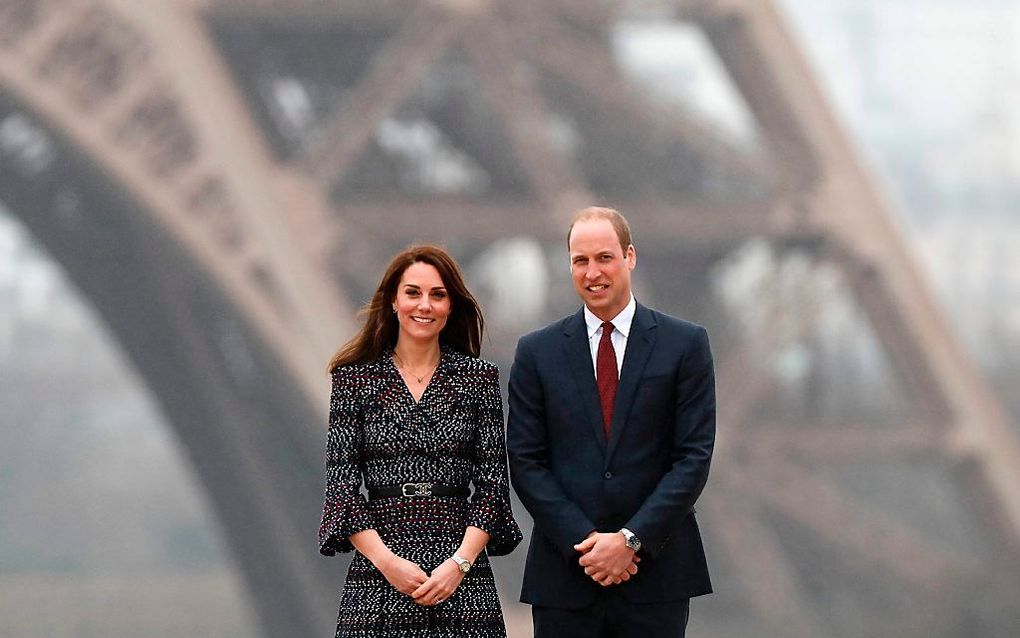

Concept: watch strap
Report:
left=620, top=527, right=642, bottom=552
left=452, top=553, right=472, bottom=573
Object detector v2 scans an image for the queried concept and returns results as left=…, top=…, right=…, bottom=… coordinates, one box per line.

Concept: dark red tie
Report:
left=596, top=321, right=618, bottom=438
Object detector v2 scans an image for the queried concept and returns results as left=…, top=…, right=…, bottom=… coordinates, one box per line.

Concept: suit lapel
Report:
left=562, top=309, right=607, bottom=451
left=605, top=304, right=657, bottom=464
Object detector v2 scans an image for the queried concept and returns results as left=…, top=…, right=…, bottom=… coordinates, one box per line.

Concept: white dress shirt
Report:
left=583, top=295, right=636, bottom=379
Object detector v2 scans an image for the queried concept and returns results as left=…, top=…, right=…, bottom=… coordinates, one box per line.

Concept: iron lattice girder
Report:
left=0, top=2, right=352, bottom=636
left=460, top=11, right=592, bottom=214
left=3, top=0, right=1020, bottom=636
left=198, top=0, right=418, bottom=23
left=745, top=423, right=942, bottom=461
left=690, top=0, right=1020, bottom=554
left=509, top=0, right=770, bottom=188
left=329, top=198, right=794, bottom=246
left=699, top=494, right=829, bottom=638
left=731, top=463, right=964, bottom=590
left=298, top=2, right=467, bottom=185
left=0, top=0, right=351, bottom=406
left=0, top=90, right=340, bottom=638
left=206, top=0, right=775, bottom=206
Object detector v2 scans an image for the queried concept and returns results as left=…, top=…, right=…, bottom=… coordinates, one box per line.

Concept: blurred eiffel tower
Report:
left=2, top=0, right=1019, bottom=636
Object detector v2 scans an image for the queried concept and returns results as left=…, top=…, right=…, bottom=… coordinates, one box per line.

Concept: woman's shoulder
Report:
left=443, top=348, right=499, bottom=380
left=330, top=354, right=389, bottom=382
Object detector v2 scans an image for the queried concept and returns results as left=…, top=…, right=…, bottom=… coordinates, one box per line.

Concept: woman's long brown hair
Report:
left=327, top=245, right=484, bottom=372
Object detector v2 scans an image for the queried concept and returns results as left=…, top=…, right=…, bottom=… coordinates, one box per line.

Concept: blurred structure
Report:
left=1, top=1, right=1019, bottom=637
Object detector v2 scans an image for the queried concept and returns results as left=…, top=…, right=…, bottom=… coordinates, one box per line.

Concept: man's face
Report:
left=568, top=218, right=636, bottom=321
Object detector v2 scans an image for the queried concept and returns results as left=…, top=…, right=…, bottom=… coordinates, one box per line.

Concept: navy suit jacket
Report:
left=507, top=303, right=715, bottom=608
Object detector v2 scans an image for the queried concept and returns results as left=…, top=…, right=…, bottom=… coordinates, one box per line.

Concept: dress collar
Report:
left=382, top=343, right=462, bottom=375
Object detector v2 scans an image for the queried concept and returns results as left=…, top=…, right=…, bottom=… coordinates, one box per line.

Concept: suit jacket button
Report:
left=604, top=471, right=613, bottom=479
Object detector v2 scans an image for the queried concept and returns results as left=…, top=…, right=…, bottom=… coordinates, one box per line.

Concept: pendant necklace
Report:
left=393, top=351, right=438, bottom=384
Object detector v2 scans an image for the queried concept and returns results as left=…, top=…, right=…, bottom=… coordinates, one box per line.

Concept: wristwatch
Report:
left=452, top=553, right=472, bottom=573
left=620, top=528, right=642, bottom=553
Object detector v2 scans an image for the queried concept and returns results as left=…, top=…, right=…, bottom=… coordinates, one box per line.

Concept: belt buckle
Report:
left=401, top=482, right=432, bottom=497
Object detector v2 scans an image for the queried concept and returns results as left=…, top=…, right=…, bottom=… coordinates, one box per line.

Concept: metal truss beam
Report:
left=513, top=0, right=770, bottom=189
left=695, top=0, right=1020, bottom=554
left=746, top=424, right=941, bottom=461
left=193, top=0, right=412, bottom=23
left=297, top=2, right=466, bottom=186
left=745, top=463, right=962, bottom=589
left=329, top=197, right=791, bottom=246
left=701, top=490, right=828, bottom=638
left=461, top=10, right=592, bottom=217
left=0, top=0, right=351, bottom=406
left=0, top=2, right=356, bottom=635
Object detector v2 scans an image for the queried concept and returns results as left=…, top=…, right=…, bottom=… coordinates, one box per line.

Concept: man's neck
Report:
left=585, top=295, right=635, bottom=324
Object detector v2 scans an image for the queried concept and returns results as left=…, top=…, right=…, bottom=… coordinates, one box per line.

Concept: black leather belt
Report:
left=368, top=482, right=470, bottom=499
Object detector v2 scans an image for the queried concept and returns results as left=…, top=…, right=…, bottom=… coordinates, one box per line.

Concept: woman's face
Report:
left=392, top=261, right=451, bottom=345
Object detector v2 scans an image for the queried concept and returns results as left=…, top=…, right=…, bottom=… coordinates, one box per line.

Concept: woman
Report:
left=319, top=245, right=522, bottom=637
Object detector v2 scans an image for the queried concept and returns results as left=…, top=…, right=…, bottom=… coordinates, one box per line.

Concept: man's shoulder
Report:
left=638, top=305, right=711, bottom=354
left=642, top=305, right=707, bottom=336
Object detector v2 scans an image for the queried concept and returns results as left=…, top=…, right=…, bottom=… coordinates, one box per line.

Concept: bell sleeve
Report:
left=318, top=367, right=373, bottom=556
left=466, top=364, right=523, bottom=557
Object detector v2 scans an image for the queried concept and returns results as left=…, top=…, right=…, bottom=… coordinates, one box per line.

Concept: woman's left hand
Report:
left=410, top=559, right=465, bottom=606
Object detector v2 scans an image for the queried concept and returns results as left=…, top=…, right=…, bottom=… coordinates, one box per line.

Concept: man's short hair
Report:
left=567, top=206, right=633, bottom=253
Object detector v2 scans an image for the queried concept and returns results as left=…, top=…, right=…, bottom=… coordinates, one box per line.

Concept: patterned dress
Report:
left=319, top=347, right=522, bottom=638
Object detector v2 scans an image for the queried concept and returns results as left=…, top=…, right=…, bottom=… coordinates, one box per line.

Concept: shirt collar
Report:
left=584, top=295, right=636, bottom=339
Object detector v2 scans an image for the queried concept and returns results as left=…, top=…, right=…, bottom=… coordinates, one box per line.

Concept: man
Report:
left=507, top=207, right=715, bottom=637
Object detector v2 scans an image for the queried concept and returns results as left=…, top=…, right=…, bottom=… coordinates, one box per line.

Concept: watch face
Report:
left=453, top=555, right=471, bottom=573
left=621, top=529, right=640, bottom=551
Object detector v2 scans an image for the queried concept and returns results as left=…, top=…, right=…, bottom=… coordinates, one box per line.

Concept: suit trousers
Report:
left=532, top=593, right=690, bottom=638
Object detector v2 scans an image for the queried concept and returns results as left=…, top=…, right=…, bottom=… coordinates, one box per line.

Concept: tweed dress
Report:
left=319, top=347, right=522, bottom=638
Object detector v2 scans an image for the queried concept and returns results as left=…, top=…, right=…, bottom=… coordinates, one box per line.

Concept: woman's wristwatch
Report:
left=452, top=553, right=472, bottom=573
